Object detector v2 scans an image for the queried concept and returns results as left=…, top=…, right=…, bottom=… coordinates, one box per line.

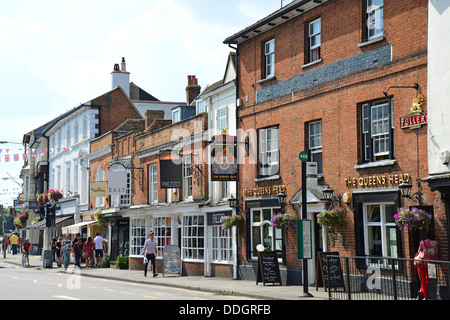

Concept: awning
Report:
left=62, top=221, right=98, bottom=235
left=27, top=216, right=72, bottom=230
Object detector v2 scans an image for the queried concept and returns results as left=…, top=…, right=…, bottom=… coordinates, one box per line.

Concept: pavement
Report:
left=0, top=253, right=330, bottom=300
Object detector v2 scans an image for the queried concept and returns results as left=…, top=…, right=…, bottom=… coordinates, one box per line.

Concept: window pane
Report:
left=253, top=210, right=261, bottom=223
left=367, top=205, right=380, bottom=222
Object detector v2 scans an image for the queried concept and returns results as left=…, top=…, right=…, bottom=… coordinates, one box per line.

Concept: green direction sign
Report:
left=299, top=151, right=308, bottom=162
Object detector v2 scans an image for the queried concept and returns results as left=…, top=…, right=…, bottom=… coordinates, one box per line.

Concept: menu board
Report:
left=316, top=252, right=344, bottom=291
left=256, top=251, right=282, bottom=286
left=162, top=245, right=181, bottom=277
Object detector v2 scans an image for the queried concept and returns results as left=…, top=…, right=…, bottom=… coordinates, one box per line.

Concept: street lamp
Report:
left=398, top=181, right=423, bottom=204
left=322, top=185, right=341, bottom=205
left=277, top=191, right=287, bottom=214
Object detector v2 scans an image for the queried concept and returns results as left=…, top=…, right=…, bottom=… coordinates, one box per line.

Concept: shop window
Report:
left=130, top=219, right=146, bottom=256
left=212, top=226, right=233, bottom=263
left=153, top=217, right=171, bottom=257
left=365, top=0, right=384, bottom=40
left=250, top=207, right=283, bottom=260
left=363, top=203, right=397, bottom=266
left=361, top=99, right=394, bottom=163
left=183, top=215, right=205, bottom=260
left=259, top=126, right=280, bottom=178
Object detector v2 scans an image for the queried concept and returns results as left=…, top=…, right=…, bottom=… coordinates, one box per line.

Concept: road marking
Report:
left=53, top=295, right=80, bottom=300
left=121, top=291, right=134, bottom=295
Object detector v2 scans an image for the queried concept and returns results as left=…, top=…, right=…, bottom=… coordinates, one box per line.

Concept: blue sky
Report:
left=0, top=0, right=290, bottom=205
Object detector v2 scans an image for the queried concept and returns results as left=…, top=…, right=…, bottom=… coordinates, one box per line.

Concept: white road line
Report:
left=53, top=295, right=80, bottom=300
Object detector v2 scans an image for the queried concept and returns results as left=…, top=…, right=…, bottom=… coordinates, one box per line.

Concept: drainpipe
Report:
left=228, top=42, right=240, bottom=280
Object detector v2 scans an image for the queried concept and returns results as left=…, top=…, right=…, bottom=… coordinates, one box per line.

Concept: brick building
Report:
left=224, top=0, right=436, bottom=285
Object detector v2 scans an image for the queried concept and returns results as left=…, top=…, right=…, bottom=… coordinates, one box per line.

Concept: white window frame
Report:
left=264, top=39, right=275, bottom=79
left=95, top=164, right=105, bottom=208
left=366, top=0, right=384, bottom=40
left=309, top=120, right=322, bottom=174
left=153, top=216, right=172, bottom=257
left=216, top=106, right=228, bottom=134
left=148, top=163, right=158, bottom=204
left=363, top=202, right=397, bottom=267
left=361, top=99, right=393, bottom=163
left=250, top=207, right=283, bottom=261
left=197, top=100, right=206, bottom=114
left=211, top=225, right=233, bottom=263
left=130, top=218, right=146, bottom=257
left=182, top=156, right=193, bottom=200
left=182, top=214, right=205, bottom=261
left=308, top=18, right=321, bottom=63
left=259, top=126, right=280, bottom=177
left=172, top=109, right=180, bottom=123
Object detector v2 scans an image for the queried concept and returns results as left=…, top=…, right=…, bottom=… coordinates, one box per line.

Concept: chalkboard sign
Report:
left=256, top=251, right=282, bottom=286
left=316, top=252, right=344, bottom=291
left=162, top=245, right=181, bottom=277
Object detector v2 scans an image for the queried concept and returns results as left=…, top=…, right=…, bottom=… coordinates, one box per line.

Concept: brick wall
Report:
left=235, top=0, right=431, bottom=268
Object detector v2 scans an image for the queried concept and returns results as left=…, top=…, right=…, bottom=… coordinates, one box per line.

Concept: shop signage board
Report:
left=162, top=245, right=181, bottom=277
left=256, top=251, right=282, bottom=286
left=400, top=112, right=427, bottom=129
left=297, top=219, right=312, bottom=259
left=108, top=171, right=128, bottom=196
left=211, top=134, right=238, bottom=181
left=316, top=252, right=345, bottom=291
left=90, top=182, right=107, bottom=197
left=160, top=160, right=182, bottom=188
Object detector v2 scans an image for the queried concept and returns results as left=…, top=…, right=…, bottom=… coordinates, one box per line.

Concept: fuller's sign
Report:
left=400, top=112, right=427, bottom=129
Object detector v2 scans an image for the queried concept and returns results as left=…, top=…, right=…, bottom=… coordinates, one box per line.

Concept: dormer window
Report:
left=172, top=109, right=180, bottom=123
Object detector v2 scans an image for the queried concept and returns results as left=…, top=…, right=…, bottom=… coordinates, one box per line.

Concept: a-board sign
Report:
left=162, top=245, right=181, bottom=277
left=316, top=252, right=345, bottom=291
left=256, top=251, right=282, bottom=286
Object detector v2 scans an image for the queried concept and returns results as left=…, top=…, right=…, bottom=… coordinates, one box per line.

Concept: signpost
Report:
left=299, top=151, right=313, bottom=297
left=297, top=219, right=312, bottom=259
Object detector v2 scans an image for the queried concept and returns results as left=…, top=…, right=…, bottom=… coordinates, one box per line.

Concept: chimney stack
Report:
left=186, top=75, right=201, bottom=105
left=112, top=57, right=130, bottom=97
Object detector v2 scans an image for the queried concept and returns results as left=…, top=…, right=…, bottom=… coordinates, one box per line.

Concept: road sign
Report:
left=299, top=151, right=308, bottom=162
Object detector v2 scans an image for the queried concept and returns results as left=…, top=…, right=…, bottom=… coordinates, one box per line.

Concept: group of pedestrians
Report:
left=52, top=232, right=106, bottom=271
left=0, top=232, right=21, bottom=255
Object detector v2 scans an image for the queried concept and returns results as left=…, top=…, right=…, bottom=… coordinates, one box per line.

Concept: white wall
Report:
left=428, top=1, right=450, bottom=174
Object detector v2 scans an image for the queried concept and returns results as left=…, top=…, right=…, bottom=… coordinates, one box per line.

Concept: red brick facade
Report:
left=229, top=0, right=439, bottom=282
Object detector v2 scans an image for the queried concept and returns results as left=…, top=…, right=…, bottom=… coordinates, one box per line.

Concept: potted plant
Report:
left=47, top=189, right=63, bottom=202
left=317, top=207, right=345, bottom=246
left=394, top=207, right=432, bottom=231
left=270, top=212, right=297, bottom=230
left=115, top=255, right=129, bottom=269
left=100, top=255, right=110, bottom=268
left=220, top=213, right=242, bottom=230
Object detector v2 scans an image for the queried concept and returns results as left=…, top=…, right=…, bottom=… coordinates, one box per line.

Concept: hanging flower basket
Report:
left=220, top=213, right=242, bottom=230
left=18, top=212, right=29, bottom=225
left=47, top=189, right=63, bottom=202
left=14, top=216, right=22, bottom=229
left=394, top=207, right=432, bottom=231
left=95, top=206, right=110, bottom=228
left=270, top=212, right=297, bottom=230
left=37, top=193, right=50, bottom=207
left=317, top=207, right=344, bottom=235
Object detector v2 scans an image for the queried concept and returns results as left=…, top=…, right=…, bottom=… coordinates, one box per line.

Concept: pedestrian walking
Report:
left=142, top=232, right=158, bottom=277
left=83, top=236, right=95, bottom=268
left=61, top=234, right=72, bottom=271
left=55, top=236, right=62, bottom=267
left=94, top=233, right=105, bottom=267
left=1, top=234, right=8, bottom=258
left=73, top=238, right=83, bottom=269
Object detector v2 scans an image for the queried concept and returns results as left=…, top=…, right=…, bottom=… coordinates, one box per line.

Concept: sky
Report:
left=0, top=0, right=292, bottom=206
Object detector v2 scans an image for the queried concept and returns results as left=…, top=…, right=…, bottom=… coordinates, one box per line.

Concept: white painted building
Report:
left=195, top=52, right=239, bottom=278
